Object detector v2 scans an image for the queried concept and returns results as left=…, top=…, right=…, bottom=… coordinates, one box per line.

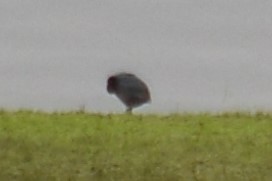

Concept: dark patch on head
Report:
left=107, top=76, right=117, bottom=93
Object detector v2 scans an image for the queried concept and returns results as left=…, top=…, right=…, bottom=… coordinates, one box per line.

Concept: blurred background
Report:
left=0, top=0, right=272, bottom=113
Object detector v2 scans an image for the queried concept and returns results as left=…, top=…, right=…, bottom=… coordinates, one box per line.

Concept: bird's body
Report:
left=107, top=73, right=151, bottom=113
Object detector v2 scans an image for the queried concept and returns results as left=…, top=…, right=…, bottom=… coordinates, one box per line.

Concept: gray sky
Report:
left=1, top=0, right=272, bottom=113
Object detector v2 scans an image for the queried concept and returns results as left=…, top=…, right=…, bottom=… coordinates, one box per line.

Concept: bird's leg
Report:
left=126, top=107, right=132, bottom=114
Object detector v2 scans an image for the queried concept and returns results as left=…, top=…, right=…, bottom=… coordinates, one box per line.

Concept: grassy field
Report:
left=0, top=110, right=272, bottom=181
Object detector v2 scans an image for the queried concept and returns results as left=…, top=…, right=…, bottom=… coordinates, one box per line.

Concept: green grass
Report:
left=0, top=110, right=272, bottom=181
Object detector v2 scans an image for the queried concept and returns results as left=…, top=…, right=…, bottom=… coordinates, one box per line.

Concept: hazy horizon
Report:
left=1, top=1, right=272, bottom=113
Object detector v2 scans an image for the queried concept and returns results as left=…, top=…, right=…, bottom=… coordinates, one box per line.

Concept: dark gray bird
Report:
left=107, top=73, right=151, bottom=113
